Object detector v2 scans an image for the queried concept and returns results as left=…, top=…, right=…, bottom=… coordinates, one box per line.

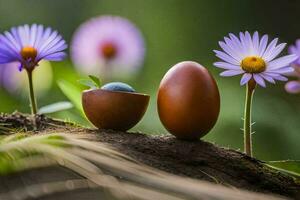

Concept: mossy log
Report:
left=0, top=113, right=299, bottom=200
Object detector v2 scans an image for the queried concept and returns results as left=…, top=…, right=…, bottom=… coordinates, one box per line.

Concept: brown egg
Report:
left=157, top=61, right=220, bottom=140
left=82, top=89, right=150, bottom=131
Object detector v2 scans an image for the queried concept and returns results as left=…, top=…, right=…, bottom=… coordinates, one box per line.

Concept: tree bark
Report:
left=0, top=112, right=299, bottom=199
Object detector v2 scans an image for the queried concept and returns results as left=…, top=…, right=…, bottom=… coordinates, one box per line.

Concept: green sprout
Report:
left=78, top=75, right=102, bottom=89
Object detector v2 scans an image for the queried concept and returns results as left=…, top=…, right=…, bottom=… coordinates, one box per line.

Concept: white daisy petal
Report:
left=29, top=24, right=37, bottom=46
left=219, top=41, right=241, bottom=61
left=4, top=31, right=21, bottom=50
left=265, top=73, right=288, bottom=81
left=229, top=33, right=245, bottom=55
left=224, top=37, right=243, bottom=59
left=253, top=74, right=266, bottom=87
left=239, top=32, right=249, bottom=54
left=214, top=50, right=240, bottom=65
left=262, top=38, right=278, bottom=59
left=263, top=72, right=280, bottom=77
left=252, top=31, right=259, bottom=54
left=244, top=32, right=251, bottom=43
left=268, top=66, right=294, bottom=74
left=267, top=54, right=298, bottom=70
left=264, top=43, right=286, bottom=62
left=258, top=34, right=268, bottom=56
left=18, top=24, right=30, bottom=46
left=240, top=73, right=252, bottom=85
left=220, top=69, right=244, bottom=77
left=245, top=31, right=254, bottom=54
left=33, top=25, right=44, bottom=48
left=213, top=62, right=240, bottom=70
left=260, top=73, right=275, bottom=84
left=272, top=75, right=288, bottom=81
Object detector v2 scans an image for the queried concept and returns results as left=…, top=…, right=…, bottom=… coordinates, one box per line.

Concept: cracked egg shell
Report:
left=82, top=89, right=150, bottom=131
left=157, top=61, right=220, bottom=140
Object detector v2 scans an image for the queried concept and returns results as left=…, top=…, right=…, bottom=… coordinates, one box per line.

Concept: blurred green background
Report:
left=0, top=0, right=299, bottom=161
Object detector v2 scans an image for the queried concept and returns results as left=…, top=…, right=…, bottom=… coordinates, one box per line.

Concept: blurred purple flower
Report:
left=0, top=63, right=17, bottom=93
left=285, top=81, right=300, bottom=94
left=0, top=61, right=53, bottom=96
left=285, top=40, right=300, bottom=94
left=0, top=24, right=67, bottom=71
left=213, top=31, right=297, bottom=87
left=71, top=16, right=145, bottom=79
left=288, top=39, right=300, bottom=67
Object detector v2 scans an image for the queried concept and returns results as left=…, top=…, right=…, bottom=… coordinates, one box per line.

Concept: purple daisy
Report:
left=213, top=31, right=299, bottom=157
left=285, top=40, right=300, bottom=94
left=0, top=24, right=67, bottom=71
left=213, top=31, right=298, bottom=87
left=0, top=24, right=67, bottom=114
left=71, top=16, right=145, bottom=79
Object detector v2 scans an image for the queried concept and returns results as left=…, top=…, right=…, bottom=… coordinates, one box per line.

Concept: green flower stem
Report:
left=243, top=80, right=256, bottom=157
left=26, top=70, right=37, bottom=115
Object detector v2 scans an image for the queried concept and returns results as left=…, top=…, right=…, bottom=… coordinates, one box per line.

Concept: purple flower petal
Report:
left=272, top=74, right=288, bottom=81
left=257, top=34, right=268, bottom=57
left=262, top=38, right=278, bottom=59
left=219, top=41, right=241, bottom=61
left=285, top=81, right=300, bottom=93
left=268, top=54, right=298, bottom=70
left=288, top=39, right=300, bottom=67
left=239, top=32, right=249, bottom=54
left=214, top=50, right=239, bottom=65
left=245, top=32, right=254, bottom=53
left=33, top=25, right=45, bottom=47
left=28, top=24, right=37, bottom=46
left=37, top=39, right=67, bottom=60
left=38, top=31, right=58, bottom=52
left=224, top=36, right=243, bottom=59
left=43, top=52, right=67, bottom=61
left=264, top=43, right=286, bottom=62
left=0, top=35, right=21, bottom=57
left=213, top=62, right=240, bottom=70
left=18, top=24, right=31, bottom=46
left=253, top=74, right=266, bottom=87
left=0, top=24, right=66, bottom=69
left=220, top=69, right=244, bottom=77
left=240, top=73, right=252, bottom=85
left=268, top=66, right=294, bottom=74
left=4, top=31, right=21, bottom=51
left=229, top=33, right=245, bottom=55
left=260, top=73, right=275, bottom=84
left=252, top=31, right=259, bottom=53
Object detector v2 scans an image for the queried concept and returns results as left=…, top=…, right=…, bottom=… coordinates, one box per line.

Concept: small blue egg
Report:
left=101, top=82, right=135, bottom=93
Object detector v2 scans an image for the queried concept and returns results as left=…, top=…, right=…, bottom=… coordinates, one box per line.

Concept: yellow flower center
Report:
left=20, top=46, right=37, bottom=61
left=241, top=56, right=266, bottom=73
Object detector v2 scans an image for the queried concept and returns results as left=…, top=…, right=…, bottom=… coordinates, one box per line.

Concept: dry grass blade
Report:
left=0, top=133, right=286, bottom=200
left=66, top=136, right=138, bottom=163
left=25, top=142, right=102, bottom=175
left=69, top=147, right=284, bottom=200
left=1, top=156, right=55, bottom=173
